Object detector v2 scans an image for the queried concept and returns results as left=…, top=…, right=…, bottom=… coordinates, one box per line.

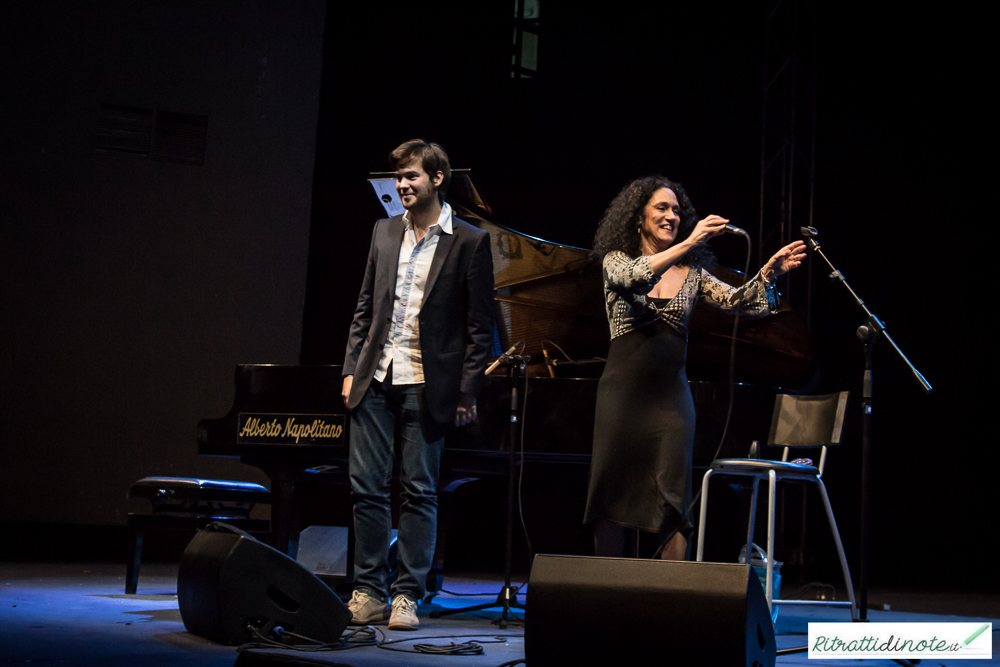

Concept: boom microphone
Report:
left=485, top=342, right=521, bottom=375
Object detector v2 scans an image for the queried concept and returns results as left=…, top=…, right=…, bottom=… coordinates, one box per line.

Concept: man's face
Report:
left=395, top=158, right=443, bottom=212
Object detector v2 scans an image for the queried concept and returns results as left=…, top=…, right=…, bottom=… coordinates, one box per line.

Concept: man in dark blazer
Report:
left=341, top=139, right=494, bottom=630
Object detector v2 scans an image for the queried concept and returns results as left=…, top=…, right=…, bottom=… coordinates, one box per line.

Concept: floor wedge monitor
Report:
left=526, top=554, right=775, bottom=667
left=178, top=523, right=350, bottom=646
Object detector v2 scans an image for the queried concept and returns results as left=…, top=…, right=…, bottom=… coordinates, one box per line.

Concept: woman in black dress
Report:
left=584, top=176, right=805, bottom=560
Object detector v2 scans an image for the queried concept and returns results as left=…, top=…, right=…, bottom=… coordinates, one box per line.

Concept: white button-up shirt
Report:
left=373, top=202, right=454, bottom=385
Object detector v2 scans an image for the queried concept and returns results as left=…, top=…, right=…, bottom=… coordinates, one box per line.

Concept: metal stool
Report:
left=696, top=392, right=857, bottom=621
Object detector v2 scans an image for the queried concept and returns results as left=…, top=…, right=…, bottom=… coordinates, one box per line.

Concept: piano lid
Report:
left=368, top=172, right=816, bottom=388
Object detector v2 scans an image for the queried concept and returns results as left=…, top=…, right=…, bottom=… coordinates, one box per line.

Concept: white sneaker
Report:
left=388, top=595, right=419, bottom=631
left=347, top=590, right=389, bottom=625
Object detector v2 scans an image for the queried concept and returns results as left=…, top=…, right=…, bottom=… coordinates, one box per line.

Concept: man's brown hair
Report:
left=389, top=139, right=451, bottom=202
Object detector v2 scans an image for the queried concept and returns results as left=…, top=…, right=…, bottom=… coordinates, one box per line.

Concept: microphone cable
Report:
left=680, top=231, right=754, bottom=536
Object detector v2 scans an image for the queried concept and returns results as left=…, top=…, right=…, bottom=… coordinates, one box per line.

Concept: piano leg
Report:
left=256, top=466, right=302, bottom=559
left=426, top=476, right=481, bottom=599
left=125, top=527, right=143, bottom=594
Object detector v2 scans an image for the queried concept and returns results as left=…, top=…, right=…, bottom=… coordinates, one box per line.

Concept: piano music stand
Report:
left=431, top=354, right=529, bottom=628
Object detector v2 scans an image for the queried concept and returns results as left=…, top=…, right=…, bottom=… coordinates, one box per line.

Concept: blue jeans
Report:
left=349, top=376, right=446, bottom=602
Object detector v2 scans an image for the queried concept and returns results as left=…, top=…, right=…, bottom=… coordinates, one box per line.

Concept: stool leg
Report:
left=695, top=469, right=714, bottom=561
left=126, top=527, right=143, bottom=595
left=765, top=470, right=776, bottom=612
left=745, top=476, right=761, bottom=556
left=815, top=478, right=858, bottom=621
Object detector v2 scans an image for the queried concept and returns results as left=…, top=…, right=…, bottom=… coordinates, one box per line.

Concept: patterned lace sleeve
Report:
left=698, top=268, right=779, bottom=315
left=603, top=251, right=657, bottom=294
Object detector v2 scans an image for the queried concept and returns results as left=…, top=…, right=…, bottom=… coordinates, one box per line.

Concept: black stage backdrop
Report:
left=0, top=1, right=325, bottom=525
left=1, top=2, right=987, bottom=591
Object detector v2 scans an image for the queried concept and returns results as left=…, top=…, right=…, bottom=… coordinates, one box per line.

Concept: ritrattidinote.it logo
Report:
left=808, top=622, right=992, bottom=659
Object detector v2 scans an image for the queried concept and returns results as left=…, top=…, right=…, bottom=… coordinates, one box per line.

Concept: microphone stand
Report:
left=800, top=226, right=931, bottom=634
left=430, top=353, right=528, bottom=628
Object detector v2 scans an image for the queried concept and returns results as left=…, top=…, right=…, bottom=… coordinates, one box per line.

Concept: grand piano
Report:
left=198, top=171, right=816, bottom=574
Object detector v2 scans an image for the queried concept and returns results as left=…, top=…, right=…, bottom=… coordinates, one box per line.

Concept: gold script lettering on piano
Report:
left=236, top=412, right=346, bottom=445
left=281, top=417, right=344, bottom=444
left=239, top=417, right=283, bottom=439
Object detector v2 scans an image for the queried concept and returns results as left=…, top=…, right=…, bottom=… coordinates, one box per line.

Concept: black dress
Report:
left=583, top=251, right=778, bottom=538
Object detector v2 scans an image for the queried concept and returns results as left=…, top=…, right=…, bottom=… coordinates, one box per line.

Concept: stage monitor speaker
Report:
left=526, top=555, right=775, bottom=667
left=178, top=523, right=350, bottom=646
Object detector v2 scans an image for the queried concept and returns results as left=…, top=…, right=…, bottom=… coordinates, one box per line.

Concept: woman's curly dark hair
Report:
left=592, top=175, right=715, bottom=269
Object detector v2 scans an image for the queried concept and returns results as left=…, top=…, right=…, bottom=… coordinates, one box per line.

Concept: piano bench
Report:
left=125, top=477, right=271, bottom=594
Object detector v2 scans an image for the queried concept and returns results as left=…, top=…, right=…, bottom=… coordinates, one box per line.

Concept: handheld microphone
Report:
left=724, top=224, right=750, bottom=237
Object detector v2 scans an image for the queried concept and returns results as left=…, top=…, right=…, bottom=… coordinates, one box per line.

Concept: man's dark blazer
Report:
left=343, top=213, right=494, bottom=425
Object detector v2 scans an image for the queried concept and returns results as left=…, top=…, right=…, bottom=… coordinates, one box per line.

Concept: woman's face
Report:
left=639, top=187, right=681, bottom=253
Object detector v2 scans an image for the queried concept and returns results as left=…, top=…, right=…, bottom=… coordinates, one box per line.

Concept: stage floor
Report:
left=1, top=562, right=997, bottom=666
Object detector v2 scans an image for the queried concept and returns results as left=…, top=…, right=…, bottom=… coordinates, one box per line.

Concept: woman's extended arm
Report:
left=759, top=240, right=806, bottom=283
left=645, top=215, right=729, bottom=276
left=605, top=214, right=731, bottom=293
left=700, top=240, right=807, bottom=314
